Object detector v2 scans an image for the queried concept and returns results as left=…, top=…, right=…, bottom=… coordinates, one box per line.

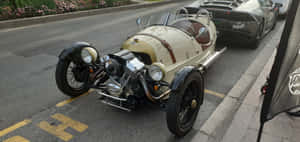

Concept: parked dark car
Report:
left=187, top=0, right=282, bottom=48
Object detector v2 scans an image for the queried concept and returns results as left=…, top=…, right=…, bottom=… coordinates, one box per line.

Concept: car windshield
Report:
left=137, top=9, right=198, bottom=36
left=137, top=11, right=177, bottom=27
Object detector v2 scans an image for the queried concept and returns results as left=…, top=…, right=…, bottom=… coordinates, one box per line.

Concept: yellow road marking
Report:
left=205, top=89, right=225, bottom=98
left=3, top=136, right=30, bottom=142
left=38, top=113, right=88, bottom=142
left=0, top=119, right=31, bottom=138
left=56, top=90, right=93, bottom=107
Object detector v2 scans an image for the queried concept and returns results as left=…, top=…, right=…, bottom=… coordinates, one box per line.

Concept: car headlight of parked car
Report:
left=148, top=65, right=164, bottom=81
left=81, top=47, right=98, bottom=64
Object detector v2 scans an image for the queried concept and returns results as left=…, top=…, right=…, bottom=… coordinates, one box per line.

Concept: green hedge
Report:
left=0, top=0, right=13, bottom=7
left=0, top=0, right=128, bottom=9
left=14, top=0, right=56, bottom=9
left=0, top=0, right=56, bottom=9
left=0, top=0, right=131, bottom=20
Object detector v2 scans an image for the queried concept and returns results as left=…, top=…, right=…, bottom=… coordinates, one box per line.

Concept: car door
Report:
left=260, top=0, right=276, bottom=30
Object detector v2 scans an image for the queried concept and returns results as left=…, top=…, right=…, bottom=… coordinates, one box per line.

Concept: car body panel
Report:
left=122, top=15, right=217, bottom=83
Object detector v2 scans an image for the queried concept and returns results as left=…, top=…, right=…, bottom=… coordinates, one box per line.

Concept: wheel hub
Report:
left=191, top=99, right=197, bottom=109
left=72, top=67, right=87, bottom=82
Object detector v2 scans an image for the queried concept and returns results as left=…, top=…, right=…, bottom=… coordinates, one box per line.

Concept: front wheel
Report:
left=55, top=59, right=90, bottom=97
left=166, top=71, right=204, bottom=137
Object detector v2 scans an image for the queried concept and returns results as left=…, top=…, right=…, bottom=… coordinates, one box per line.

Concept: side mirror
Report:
left=136, top=18, right=141, bottom=25
left=275, top=2, right=283, bottom=8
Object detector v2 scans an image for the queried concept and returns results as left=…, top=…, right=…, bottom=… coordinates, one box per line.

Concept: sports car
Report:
left=55, top=7, right=226, bottom=137
left=191, top=0, right=282, bottom=48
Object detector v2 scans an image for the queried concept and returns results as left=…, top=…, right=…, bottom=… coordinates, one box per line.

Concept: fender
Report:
left=58, top=41, right=97, bottom=61
left=170, top=66, right=204, bottom=103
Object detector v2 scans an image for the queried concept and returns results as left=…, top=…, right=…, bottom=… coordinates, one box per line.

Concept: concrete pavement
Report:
left=220, top=50, right=300, bottom=142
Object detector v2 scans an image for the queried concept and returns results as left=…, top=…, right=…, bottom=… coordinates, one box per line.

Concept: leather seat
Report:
left=172, top=20, right=210, bottom=45
left=192, top=22, right=210, bottom=45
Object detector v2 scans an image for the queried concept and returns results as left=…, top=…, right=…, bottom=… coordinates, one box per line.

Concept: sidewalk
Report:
left=220, top=51, right=300, bottom=142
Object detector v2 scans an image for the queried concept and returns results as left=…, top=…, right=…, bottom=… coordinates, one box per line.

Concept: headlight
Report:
left=148, top=65, right=164, bottom=81
left=81, top=47, right=98, bottom=64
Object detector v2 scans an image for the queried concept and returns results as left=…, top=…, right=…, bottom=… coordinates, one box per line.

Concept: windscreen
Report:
left=137, top=11, right=177, bottom=28
left=136, top=8, right=203, bottom=36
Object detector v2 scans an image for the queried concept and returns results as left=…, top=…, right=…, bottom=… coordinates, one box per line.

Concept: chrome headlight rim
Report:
left=81, top=47, right=98, bottom=64
left=148, top=65, right=164, bottom=81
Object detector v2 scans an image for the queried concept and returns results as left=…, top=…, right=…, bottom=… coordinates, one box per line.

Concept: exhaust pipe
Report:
left=200, top=47, right=227, bottom=72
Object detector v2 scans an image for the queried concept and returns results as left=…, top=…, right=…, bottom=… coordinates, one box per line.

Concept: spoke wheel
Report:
left=178, top=84, right=199, bottom=129
left=166, top=70, right=204, bottom=137
left=66, top=62, right=85, bottom=90
left=56, top=59, right=90, bottom=97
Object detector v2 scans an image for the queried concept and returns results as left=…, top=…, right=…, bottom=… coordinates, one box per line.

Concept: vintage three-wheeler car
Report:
left=55, top=6, right=226, bottom=136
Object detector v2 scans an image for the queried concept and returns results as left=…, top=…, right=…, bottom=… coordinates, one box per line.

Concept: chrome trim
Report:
left=200, top=47, right=227, bottom=71
left=97, top=90, right=127, bottom=101
left=101, top=100, right=131, bottom=112
left=152, top=89, right=171, bottom=100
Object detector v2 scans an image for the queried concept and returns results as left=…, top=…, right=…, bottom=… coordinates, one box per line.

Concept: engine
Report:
left=102, top=50, right=145, bottom=98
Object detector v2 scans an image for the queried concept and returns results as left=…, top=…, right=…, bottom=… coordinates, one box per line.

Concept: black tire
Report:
left=271, top=12, right=278, bottom=30
left=249, top=21, right=264, bottom=49
left=55, top=59, right=90, bottom=97
left=287, top=111, right=300, bottom=117
left=166, top=71, right=204, bottom=137
left=249, top=39, right=260, bottom=49
left=287, top=108, right=300, bottom=117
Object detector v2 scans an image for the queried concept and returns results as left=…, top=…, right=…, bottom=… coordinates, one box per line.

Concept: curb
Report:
left=0, top=0, right=178, bottom=30
left=192, top=23, right=285, bottom=142
left=220, top=48, right=277, bottom=142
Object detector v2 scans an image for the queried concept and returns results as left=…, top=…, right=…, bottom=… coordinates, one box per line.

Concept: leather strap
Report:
left=202, top=41, right=213, bottom=51
left=135, top=33, right=177, bottom=63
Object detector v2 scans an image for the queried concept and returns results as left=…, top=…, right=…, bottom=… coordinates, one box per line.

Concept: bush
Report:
left=14, top=0, right=56, bottom=9
left=104, top=0, right=129, bottom=7
left=0, top=0, right=130, bottom=20
left=0, top=0, right=12, bottom=7
left=0, top=0, right=11, bottom=14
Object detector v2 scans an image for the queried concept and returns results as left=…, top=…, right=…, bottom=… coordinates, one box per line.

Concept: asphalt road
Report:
left=0, top=1, right=285, bottom=142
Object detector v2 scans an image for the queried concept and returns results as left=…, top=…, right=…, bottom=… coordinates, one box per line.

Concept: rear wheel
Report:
left=166, top=71, right=204, bottom=137
left=249, top=21, right=264, bottom=49
left=249, top=39, right=260, bottom=49
left=271, top=11, right=278, bottom=30
left=55, top=59, right=90, bottom=97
